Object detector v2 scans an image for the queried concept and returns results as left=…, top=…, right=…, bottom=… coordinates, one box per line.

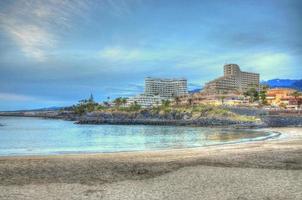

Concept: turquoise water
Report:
left=0, top=116, right=278, bottom=156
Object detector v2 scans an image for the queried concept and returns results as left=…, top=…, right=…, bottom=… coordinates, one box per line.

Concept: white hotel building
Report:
left=144, top=77, right=188, bottom=98
left=126, top=77, right=188, bottom=108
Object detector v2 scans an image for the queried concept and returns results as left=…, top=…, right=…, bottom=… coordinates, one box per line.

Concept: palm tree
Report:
left=161, top=100, right=171, bottom=107
left=113, top=97, right=122, bottom=108
left=291, top=91, right=301, bottom=111
left=174, top=96, right=181, bottom=106
left=121, top=98, right=127, bottom=107
left=219, top=95, right=226, bottom=105
left=103, top=101, right=109, bottom=107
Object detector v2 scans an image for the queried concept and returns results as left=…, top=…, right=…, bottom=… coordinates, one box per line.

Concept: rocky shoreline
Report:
left=1, top=108, right=302, bottom=128
left=75, top=115, right=263, bottom=128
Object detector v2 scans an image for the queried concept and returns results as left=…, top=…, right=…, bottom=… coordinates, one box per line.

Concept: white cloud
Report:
left=5, top=23, right=56, bottom=61
left=240, top=52, right=293, bottom=79
left=0, top=0, right=91, bottom=61
left=0, top=92, right=37, bottom=101
left=242, top=52, right=290, bottom=68
left=0, top=0, right=143, bottom=62
left=99, top=46, right=160, bottom=62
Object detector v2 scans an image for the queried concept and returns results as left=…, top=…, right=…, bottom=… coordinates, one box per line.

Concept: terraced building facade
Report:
left=204, top=64, right=260, bottom=94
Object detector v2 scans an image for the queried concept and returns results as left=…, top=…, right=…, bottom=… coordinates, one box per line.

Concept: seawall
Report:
left=262, top=115, right=302, bottom=127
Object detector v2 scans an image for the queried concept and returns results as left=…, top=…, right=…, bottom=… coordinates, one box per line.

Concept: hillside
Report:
left=262, top=79, right=302, bottom=91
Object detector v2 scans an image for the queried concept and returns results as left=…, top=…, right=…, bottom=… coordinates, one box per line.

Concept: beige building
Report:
left=177, top=92, right=251, bottom=106
left=266, top=88, right=297, bottom=107
left=204, top=64, right=260, bottom=94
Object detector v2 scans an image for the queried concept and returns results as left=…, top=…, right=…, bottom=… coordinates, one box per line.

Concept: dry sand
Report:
left=0, top=128, right=301, bottom=200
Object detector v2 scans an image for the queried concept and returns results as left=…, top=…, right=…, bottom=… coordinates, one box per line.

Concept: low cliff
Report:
left=74, top=110, right=263, bottom=128
left=1, top=107, right=302, bottom=128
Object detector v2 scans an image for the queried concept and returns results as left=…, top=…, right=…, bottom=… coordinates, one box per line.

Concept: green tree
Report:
left=128, top=101, right=141, bottom=111
left=291, top=91, right=301, bottom=108
left=73, top=94, right=97, bottom=114
left=113, top=97, right=123, bottom=108
left=259, top=90, right=267, bottom=105
left=73, top=104, right=85, bottom=115
left=243, top=88, right=259, bottom=103
left=103, top=101, right=110, bottom=107
left=187, top=98, right=193, bottom=106
left=174, top=96, right=181, bottom=106
left=161, top=99, right=171, bottom=107
left=87, top=102, right=95, bottom=112
left=219, top=92, right=228, bottom=105
left=121, top=98, right=127, bottom=107
left=219, top=95, right=226, bottom=105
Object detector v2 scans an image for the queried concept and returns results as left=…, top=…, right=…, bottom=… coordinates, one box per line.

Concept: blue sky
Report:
left=0, top=0, right=301, bottom=110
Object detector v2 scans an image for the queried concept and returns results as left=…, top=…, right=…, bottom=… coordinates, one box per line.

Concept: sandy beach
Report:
left=0, top=127, right=301, bottom=200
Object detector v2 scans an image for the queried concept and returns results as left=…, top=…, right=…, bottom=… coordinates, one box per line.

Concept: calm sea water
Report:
left=0, top=116, right=278, bottom=156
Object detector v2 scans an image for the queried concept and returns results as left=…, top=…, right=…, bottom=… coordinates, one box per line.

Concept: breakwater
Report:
left=262, top=115, right=302, bottom=127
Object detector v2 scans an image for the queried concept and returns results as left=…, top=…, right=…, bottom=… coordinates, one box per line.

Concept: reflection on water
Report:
left=0, top=116, right=278, bottom=156
left=204, top=129, right=268, bottom=142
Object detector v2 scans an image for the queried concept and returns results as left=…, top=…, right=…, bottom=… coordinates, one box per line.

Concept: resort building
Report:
left=203, top=64, right=260, bottom=94
left=145, top=77, right=188, bottom=98
left=177, top=92, right=252, bottom=106
left=126, top=94, right=166, bottom=108
left=126, top=77, right=188, bottom=108
left=266, top=88, right=299, bottom=108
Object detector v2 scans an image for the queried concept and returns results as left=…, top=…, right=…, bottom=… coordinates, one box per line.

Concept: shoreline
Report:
left=0, top=129, right=282, bottom=158
left=0, top=127, right=301, bottom=173
left=1, top=109, right=302, bottom=128
left=0, top=127, right=301, bottom=199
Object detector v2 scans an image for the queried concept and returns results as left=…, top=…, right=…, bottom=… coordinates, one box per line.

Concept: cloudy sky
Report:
left=0, top=0, right=301, bottom=110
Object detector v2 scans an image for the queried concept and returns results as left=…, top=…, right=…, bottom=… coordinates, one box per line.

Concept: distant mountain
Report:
left=262, top=79, right=302, bottom=91
left=189, top=88, right=201, bottom=93
left=293, top=80, right=302, bottom=90
left=2, top=106, right=65, bottom=112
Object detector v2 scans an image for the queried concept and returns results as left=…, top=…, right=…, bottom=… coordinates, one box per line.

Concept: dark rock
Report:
left=262, top=116, right=302, bottom=127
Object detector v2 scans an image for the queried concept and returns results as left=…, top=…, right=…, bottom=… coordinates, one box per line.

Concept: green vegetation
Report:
left=72, top=95, right=257, bottom=122
left=152, top=103, right=256, bottom=122
left=259, top=85, right=268, bottom=105
left=161, top=99, right=171, bottom=107
left=243, top=88, right=259, bottom=103
left=113, top=97, right=127, bottom=108
left=291, top=91, right=302, bottom=109
left=174, top=96, right=181, bottom=106
left=72, top=96, right=141, bottom=114
left=259, top=90, right=267, bottom=105
left=73, top=94, right=98, bottom=115
left=124, top=101, right=141, bottom=112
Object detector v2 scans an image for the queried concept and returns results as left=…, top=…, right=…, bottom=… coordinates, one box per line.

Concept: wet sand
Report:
left=0, top=128, right=301, bottom=200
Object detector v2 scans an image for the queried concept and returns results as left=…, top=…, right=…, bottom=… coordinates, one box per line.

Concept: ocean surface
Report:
left=0, top=116, right=279, bottom=156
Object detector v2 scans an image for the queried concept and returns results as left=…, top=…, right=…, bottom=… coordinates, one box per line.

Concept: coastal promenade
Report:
left=0, top=128, right=301, bottom=200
